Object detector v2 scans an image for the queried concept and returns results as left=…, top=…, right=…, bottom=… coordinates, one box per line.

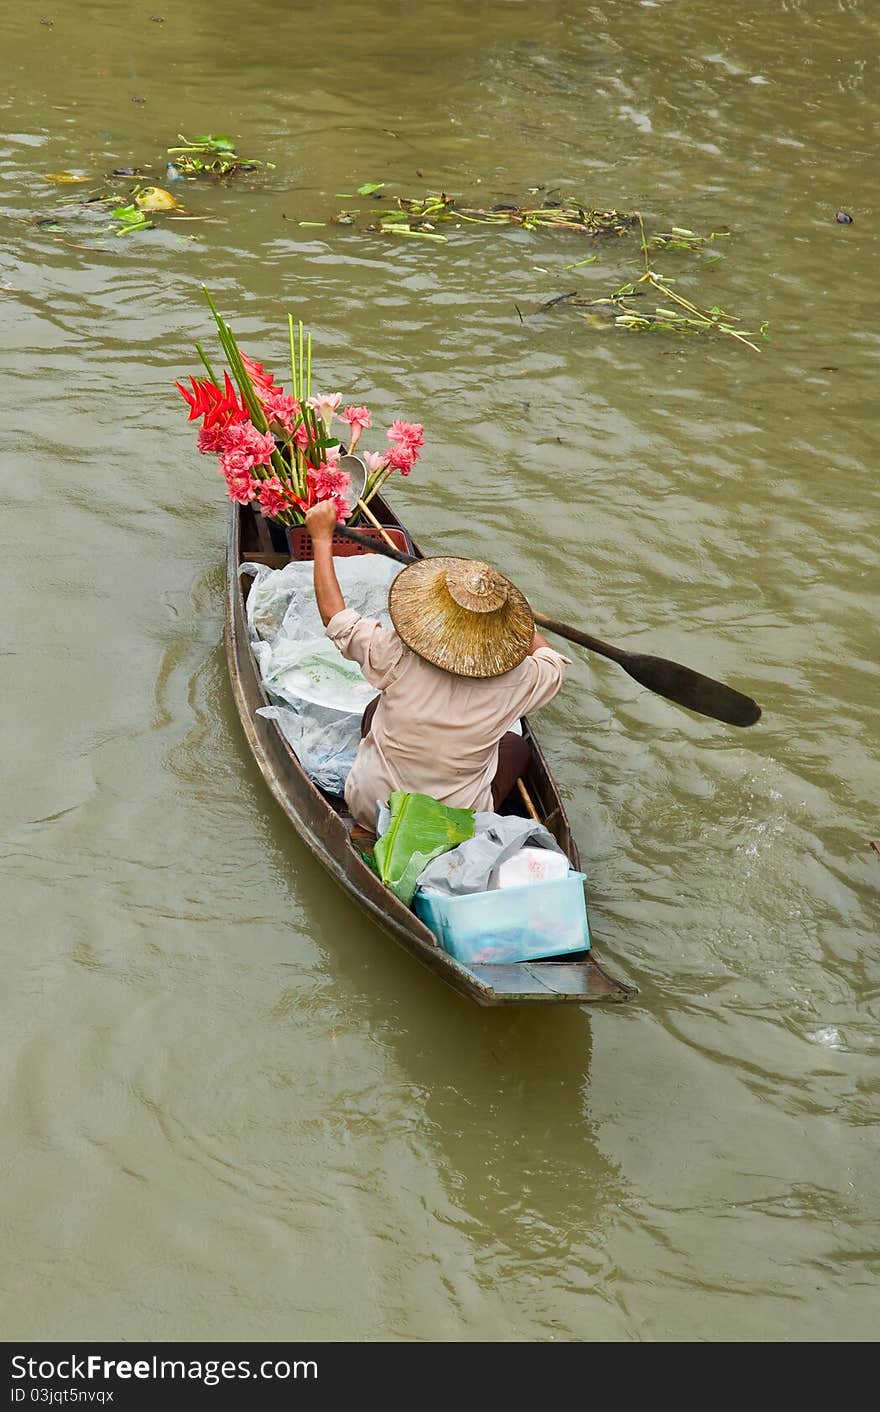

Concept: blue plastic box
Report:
left=413, top=871, right=591, bottom=965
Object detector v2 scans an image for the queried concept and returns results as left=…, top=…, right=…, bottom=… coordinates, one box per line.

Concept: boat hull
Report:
left=225, top=500, right=635, bottom=1007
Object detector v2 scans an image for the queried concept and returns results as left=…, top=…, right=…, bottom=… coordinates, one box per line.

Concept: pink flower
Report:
left=307, top=392, right=343, bottom=429
left=250, top=429, right=278, bottom=467
left=386, top=442, right=416, bottom=476
left=198, top=423, right=226, bottom=455
left=307, top=463, right=351, bottom=503
left=261, top=389, right=299, bottom=434
left=258, top=477, right=291, bottom=518
left=220, top=448, right=256, bottom=478
left=333, top=494, right=351, bottom=523
left=362, top=450, right=387, bottom=477
left=386, top=419, right=424, bottom=452
left=342, top=404, right=371, bottom=431
left=341, top=405, right=371, bottom=451
left=224, top=469, right=258, bottom=504
left=218, top=421, right=277, bottom=468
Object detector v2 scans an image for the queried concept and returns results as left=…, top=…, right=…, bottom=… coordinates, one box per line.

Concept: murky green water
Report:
left=2, top=0, right=877, bottom=1342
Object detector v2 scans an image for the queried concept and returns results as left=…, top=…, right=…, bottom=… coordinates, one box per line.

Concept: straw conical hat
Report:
left=388, top=557, right=534, bottom=678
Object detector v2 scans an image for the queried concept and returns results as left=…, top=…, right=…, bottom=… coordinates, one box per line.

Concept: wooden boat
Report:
left=226, top=496, right=635, bottom=1007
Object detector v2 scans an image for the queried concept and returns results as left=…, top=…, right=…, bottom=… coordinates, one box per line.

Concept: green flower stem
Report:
left=288, top=314, right=298, bottom=399
left=195, top=343, right=221, bottom=388
left=362, top=465, right=395, bottom=507
left=202, top=287, right=266, bottom=428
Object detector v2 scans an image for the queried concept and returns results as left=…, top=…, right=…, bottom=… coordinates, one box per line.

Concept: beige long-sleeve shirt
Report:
left=325, top=608, right=570, bottom=828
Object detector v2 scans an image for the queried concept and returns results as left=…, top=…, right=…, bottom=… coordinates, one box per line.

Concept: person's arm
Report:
left=305, top=501, right=345, bottom=625
left=307, top=502, right=407, bottom=687
left=511, top=629, right=572, bottom=717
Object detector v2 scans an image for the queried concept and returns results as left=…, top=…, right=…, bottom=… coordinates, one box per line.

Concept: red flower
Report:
left=177, top=372, right=249, bottom=433
left=241, top=353, right=281, bottom=397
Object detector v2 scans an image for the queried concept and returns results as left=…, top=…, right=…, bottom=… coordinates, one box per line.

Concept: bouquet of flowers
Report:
left=177, top=291, right=424, bottom=525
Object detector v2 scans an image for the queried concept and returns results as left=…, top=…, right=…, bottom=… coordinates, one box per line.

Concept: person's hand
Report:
left=305, top=500, right=339, bottom=545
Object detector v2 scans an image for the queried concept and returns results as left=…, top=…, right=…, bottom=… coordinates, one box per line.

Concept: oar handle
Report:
left=532, top=611, right=626, bottom=665
left=336, top=523, right=415, bottom=565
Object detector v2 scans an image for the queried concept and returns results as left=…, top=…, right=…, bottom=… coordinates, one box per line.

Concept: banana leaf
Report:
left=374, top=792, right=475, bottom=906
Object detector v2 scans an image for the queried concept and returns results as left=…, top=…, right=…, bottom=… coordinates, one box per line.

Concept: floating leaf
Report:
left=356, top=181, right=385, bottom=196
left=44, top=172, right=90, bottom=184
left=190, top=134, right=236, bottom=152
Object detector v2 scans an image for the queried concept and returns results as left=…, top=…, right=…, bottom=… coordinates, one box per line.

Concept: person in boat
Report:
left=305, top=500, right=571, bottom=830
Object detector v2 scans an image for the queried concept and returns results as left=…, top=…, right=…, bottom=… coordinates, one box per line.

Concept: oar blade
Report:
left=623, top=653, right=762, bottom=728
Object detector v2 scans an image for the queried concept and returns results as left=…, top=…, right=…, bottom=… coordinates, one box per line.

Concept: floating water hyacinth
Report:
left=36, top=131, right=273, bottom=247
left=166, top=133, right=273, bottom=178
left=319, top=187, right=767, bottom=350
left=558, top=217, right=768, bottom=352
left=176, top=291, right=425, bottom=526
left=36, top=180, right=190, bottom=242
left=328, top=188, right=639, bottom=242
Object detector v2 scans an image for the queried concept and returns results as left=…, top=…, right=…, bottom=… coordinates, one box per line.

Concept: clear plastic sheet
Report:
left=242, top=556, right=400, bottom=644
left=252, top=636, right=375, bottom=713
left=240, top=555, right=402, bottom=795
left=256, top=704, right=363, bottom=795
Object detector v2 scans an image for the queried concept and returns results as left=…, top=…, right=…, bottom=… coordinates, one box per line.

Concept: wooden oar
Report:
left=335, top=523, right=762, bottom=728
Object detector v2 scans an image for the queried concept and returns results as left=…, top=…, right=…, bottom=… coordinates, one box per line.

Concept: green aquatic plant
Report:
left=620, top=216, right=767, bottom=351
left=311, top=185, right=766, bottom=350
left=368, top=191, right=637, bottom=241
left=166, top=133, right=273, bottom=178
left=646, top=225, right=729, bottom=255
left=538, top=214, right=767, bottom=352
left=319, top=188, right=637, bottom=242
left=110, top=202, right=153, bottom=236
left=604, top=273, right=768, bottom=351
